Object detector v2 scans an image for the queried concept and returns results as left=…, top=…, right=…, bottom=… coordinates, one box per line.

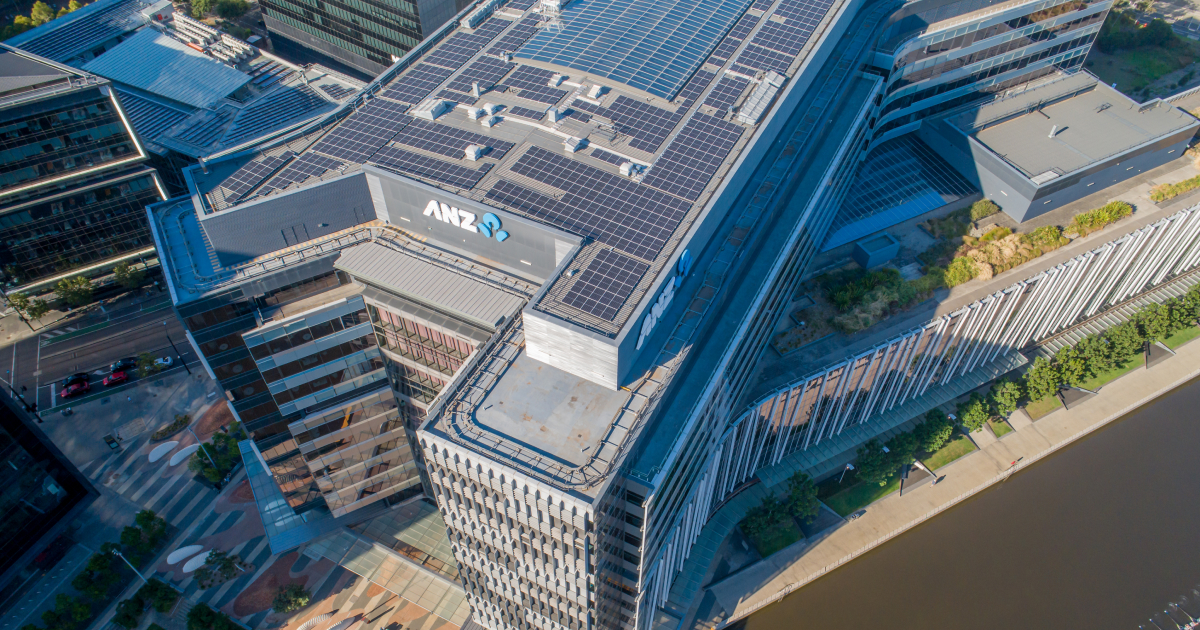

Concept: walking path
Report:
left=709, top=336, right=1200, bottom=627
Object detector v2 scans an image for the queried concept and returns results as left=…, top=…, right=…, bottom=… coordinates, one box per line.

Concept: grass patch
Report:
left=987, top=418, right=1013, bottom=438
left=744, top=518, right=804, bottom=557
left=1163, top=325, right=1200, bottom=350
left=922, top=433, right=977, bottom=470
left=1024, top=394, right=1063, bottom=420
left=824, top=476, right=901, bottom=517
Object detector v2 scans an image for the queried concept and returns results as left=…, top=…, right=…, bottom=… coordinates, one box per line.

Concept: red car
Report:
left=103, top=371, right=129, bottom=386
left=60, top=381, right=89, bottom=398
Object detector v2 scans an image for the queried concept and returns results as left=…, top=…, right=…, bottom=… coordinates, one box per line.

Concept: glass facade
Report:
left=369, top=303, right=475, bottom=404
left=261, top=0, right=426, bottom=72
left=0, top=171, right=161, bottom=285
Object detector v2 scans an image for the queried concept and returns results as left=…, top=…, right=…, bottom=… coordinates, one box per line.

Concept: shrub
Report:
left=272, top=584, right=311, bottom=613
left=1023, top=225, right=1068, bottom=250
left=969, top=199, right=1000, bottom=221
left=215, top=0, right=248, bottom=18
left=943, top=257, right=978, bottom=287
left=980, top=226, right=1011, bottom=242
left=152, top=414, right=190, bottom=440
left=186, top=604, right=239, bottom=630
left=1068, top=201, right=1132, bottom=236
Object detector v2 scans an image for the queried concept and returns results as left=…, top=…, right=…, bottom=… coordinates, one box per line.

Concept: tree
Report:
left=1023, top=356, right=1061, bottom=402
left=272, top=584, right=311, bottom=613
left=957, top=392, right=990, bottom=432
left=1105, top=320, right=1145, bottom=360
left=41, top=595, right=89, bottom=630
left=30, top=1, right=55, bottom=24
left=113, top=597, right=144, bottom=629
left=885, top=430, right=918, bottom=463
left=135, top=510, right=168, bottom=547
left=215, top=0, right=247, bottom=18
left=1139, top=303, right=1176, bottom=342
left=187, top=603, right=239, bottom=630
left=71, top=552, right=120, bottom=600
left=137, top=352, right=159, bottom=378
left=784, top=472, right=820, bottom=524
left=914, top=409, right=953, bottom=452
left=190, top=0, right=213, bottom=18
left=194, top=550, right=241, bottom=587
left=1054, top=345, right=1088, bottom=387
left=8, top=292, right=50, bottom=325
left=990, top=379, right=1022, bottom=417
left=113, top=262, right=145, bottom=289
left=55, top=276, right=93, bottom=308
left=854, top=439, right=896, bottom=487
left=1075, top=335, right=1114, bottom=375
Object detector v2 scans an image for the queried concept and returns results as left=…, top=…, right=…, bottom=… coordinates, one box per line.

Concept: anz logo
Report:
left=636, top=249, right=692, bottom=350
left=423, top=200, right=508, bottom=242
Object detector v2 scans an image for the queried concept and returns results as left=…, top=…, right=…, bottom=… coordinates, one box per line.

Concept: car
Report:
left=61, top=373, right=88, bottom=388
left=110, top=358, right=136, bottom=373
left=102, top=371, right=128, bottom=386
left=60, top=382, right=89, bottom=398
left=154, top=356, right=172, bottom=369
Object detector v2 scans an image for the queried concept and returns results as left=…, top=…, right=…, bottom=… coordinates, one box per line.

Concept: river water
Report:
left=738, top=377, right=1200, bottom=630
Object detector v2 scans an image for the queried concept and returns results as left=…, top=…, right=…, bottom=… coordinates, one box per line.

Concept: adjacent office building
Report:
left=260, top=0, right=470, bottom=78
left=0, top=44, right=166, bottom=292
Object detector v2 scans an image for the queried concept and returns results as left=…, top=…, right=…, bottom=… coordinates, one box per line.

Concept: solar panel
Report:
left=219, top=151, right=295, bottom=200
left=562, top=249, right=650, bottom=320
left=498, top=66, right=569, bottom=105
left=310, top=100, right=410, bottom=163
left=675, top=70, right=716, bottom=108
left=709, top=14, right=760, bottom=63
left=506, top=0, right=537, bottom=10
left=590, top=148, right=627, bottom=166
left=590, top=96, right=684, bottom=153
left=225, top=84, right=330, bottom=145
left=380, top=64, right=454, bottom=104
left=438, top=90, right=478, bottom=105
left=643, top=113, right=743, bottom=201
left=751, top=19, right=813, bottom=56
left=447, top=56, right=515, bottom=93
left=775, top=0, right=833, bottom=22
left=734, top=44, right=794, bottom=74
left=507, top=106, right=546, bottom=120
left=564, top=108, right=591, bottom=123
left=426, top=33, right=488, bottom=69
left=495, top=146, right=690, bottom=259
left=114, top=89, right=189, bottom=144
left=319, top=84, right=355, bottom=100
left=515, top=0, right=755, bottom=100
left=751, top=0, right=773, bottom=9
left=265, top=152, right=344, bottom=190
left=14, top=0, right=144, bottom=61
left=703, top=75, right=749, bottom=110
left=487, top=15, right=541, bottom=56
left=472, top=17, right=511, bottom=41
left=370, top=146, right=493, bottom=189
left=392, top=118, right=516, bottom=160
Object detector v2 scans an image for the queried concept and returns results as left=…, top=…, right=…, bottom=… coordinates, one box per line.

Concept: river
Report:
left=737, top=376, right=1200, bottom=630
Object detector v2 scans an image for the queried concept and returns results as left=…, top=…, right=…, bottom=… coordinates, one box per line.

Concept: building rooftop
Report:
left=0, top=48, right=71, bottom=95
left=951, top=73, right=1200, bottom=182
left=6, top=0, right=152, bottom=64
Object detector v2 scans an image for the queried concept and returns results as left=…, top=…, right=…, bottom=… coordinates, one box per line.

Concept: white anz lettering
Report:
left=635, top=250, right=692, bottom=351
left=421, top=199, right=492, bottom=239
left=440, top=202, right=461, bottom=227
left=423, top=199, right=442, bottom=221
left=459, top=211, right=478, bottom=232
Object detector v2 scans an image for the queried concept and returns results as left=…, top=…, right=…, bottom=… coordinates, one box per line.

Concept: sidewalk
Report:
left=710, top=335, right=1200, bottom=627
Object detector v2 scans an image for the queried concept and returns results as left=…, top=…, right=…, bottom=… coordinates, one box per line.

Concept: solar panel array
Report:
left=703, top=75, right=750, bottom=110
left=225, top=84, right=329, bottom=145
left=447, top=56, right=515, bottom=93
left=265, top=152, right=344, bottom=190
left=15, top=0, right=144, bottom=61
left=370, top=146, right=494, bottom=189
left=427, top=33, right=488, bottom=69
left=709, top=14, right=760, bottom=64
left=380, top=64, right=454, bottom=104
left=675, top=70, right=716, bottom=108
left=393, top=118, right=516, bottom=160
left=493, top=146, right=689, bottom=259
left=173, top=109, right=232, bottom=146
left=564, top=108, right=592, bottom=123
left=319, top=84, right=356, bottom=100
left=310, top=100, right=410, bottom=162
left=487, top=15, right=541, bottom=55
left=473, top=17, right=511, bottom=40
left=505, top=0, right=537, bottom=10
left=438, top=90, right=478, bottom=105
left=590, top=148, right=627, bottom=166
left=732, top=44, right=793, bottom=75
left=562, top=249, right=650, bottom=320
left=498, top=65, right=569, bottom=105
left=515, top=0, right=756, bottom=100
left=507, top=106, right=546, bottom=121
left=643, top=113, right=743, bottom=201
left=573, top=96, right=683, bottom=153
left=219, top=151, right=295, bottom=200
left=113, top=89, right=190, bottom=145
left=751, top=0, right=774, bottom=9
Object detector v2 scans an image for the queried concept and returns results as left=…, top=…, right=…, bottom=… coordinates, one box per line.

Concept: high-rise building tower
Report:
left=0, top=44, right=166, bottom=294
left=260, top=0, right=470, bottom=78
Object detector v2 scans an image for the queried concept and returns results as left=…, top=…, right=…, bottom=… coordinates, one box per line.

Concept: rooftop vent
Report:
left=467, top=107, right=486, bottom=120
left=564, top=136, right=588, bottom=153
left=413, top=99, right=450, bottom=121
left=483, top=102, right=503, bottom=115
left=464, top=145, right=483, bottom=161
left=481, top=115, right=500, bottom=128
left=548, top=74, right=565, bottom=88
left=587, top=84, right=606, bottom=99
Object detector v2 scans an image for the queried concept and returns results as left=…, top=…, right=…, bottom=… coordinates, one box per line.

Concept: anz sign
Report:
left=636, top=249, right=693, bottom=350
left=424, top=200, right=508, bottom=242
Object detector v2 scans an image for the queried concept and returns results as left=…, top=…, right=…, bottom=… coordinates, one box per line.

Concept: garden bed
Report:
left=987, top=418, right=1013, bottom=438
left=1025, top=395, right=1063, bottom=421
left=744, top=519, right=804, bottom=557
left=823, top=476, right=901, bottom=518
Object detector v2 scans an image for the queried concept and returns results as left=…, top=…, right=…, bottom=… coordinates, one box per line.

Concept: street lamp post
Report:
left=163, top=322, right=191, bottom=375
left=187, top=425, right=218, bottom=469
left=111, top=548, right=148, bottom=585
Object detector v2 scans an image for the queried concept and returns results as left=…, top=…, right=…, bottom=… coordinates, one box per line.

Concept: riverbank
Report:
left=711, top=335, right=1200, bottom=627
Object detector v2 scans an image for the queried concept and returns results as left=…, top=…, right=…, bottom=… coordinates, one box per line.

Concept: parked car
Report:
left=102, top=371, right=129, bottom=386
left=154, top=356, right=173, bottom=369
left=60, top=381, right=89, bottom=398
left=110, top=358, right=136, bottom=373
left=61, top=373, right=88, bottom=389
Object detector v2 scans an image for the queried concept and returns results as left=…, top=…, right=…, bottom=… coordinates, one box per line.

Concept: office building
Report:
left=260, top=0, right=469, bottom=79
left=145, top=0, right=1200, bottom=629
left=0, top=44, right=166, bottom=292
left=0, top=395, right=97, bottom=594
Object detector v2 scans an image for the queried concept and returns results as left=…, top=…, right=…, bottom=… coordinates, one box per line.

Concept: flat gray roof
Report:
left=472, top=350, right=628, bottom=468
left=954, top=74, right=1199, bottom=181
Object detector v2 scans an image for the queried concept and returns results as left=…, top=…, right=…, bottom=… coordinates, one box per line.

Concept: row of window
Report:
left=262, top=333, right=376, bottom=384
left=248, top=308, right=370, bottom=360
left=273, top=355, right=385, bottom=405
left=293, top=390, right=400, bottom=445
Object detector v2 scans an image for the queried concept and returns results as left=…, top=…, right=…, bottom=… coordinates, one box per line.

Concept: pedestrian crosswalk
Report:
left=76, top=436, right=218, bottom=530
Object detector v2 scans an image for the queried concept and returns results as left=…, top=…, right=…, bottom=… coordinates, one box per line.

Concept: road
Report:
left=1, top=303, right=196, bottom=412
